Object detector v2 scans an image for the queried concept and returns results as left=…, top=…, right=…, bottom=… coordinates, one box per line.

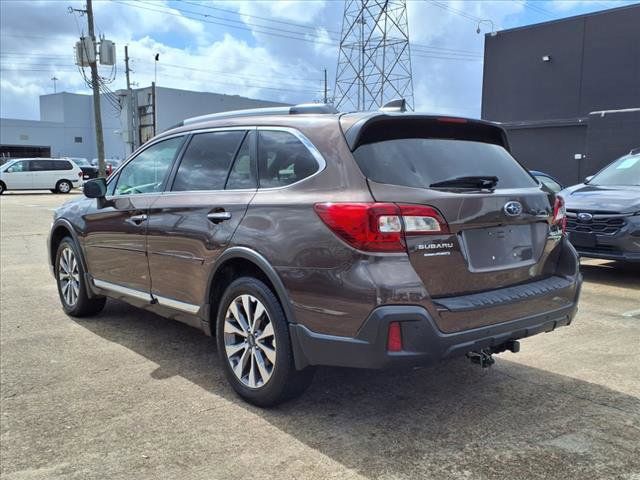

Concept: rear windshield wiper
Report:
left=429, top=175, right=498, bottom=190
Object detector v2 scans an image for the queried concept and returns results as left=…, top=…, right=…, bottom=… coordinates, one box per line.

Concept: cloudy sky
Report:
left=1, top=0, right=637, bottom=120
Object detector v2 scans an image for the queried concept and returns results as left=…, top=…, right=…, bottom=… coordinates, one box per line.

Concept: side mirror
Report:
left=584, top=175, right=593, bottom=184
left=84, top=178, right=107, bottom=199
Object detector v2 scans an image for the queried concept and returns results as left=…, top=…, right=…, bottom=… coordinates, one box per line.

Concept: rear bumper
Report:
left=290, top=276, right=582, bottom=370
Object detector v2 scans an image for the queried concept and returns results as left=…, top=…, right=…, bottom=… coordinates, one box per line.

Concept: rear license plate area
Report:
left=462, top=224, right=543, bottom=271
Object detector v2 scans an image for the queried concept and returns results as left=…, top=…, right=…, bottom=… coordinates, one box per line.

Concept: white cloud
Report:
left=1, top=0, right=626, bottom=122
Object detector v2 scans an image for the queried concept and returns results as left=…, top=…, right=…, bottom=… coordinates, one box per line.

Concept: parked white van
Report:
left=0, top=158, right=83, bottom=194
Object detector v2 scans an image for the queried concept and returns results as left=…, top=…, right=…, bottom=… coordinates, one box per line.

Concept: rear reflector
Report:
left=387, top=322, right=403, bottom=352
left=314, top=203, right=449, bottom=253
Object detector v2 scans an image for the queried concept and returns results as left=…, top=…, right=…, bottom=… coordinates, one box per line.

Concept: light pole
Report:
left=476, top=19, right=497, bottom=36
left=51, top=76, right=58, bottom=93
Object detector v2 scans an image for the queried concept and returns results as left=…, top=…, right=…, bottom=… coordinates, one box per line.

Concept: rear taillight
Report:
left=313, top=202, right=449, bottom=253
left=552, top=195, right=567, bottom=234
left=78, top=171, right=83, bottom=178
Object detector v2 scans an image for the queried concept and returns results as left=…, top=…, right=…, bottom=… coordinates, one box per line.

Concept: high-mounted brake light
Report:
left=436, top=116, right=468, bottom=124
left=552, top=195, right=567, bottom=234
left=313, top=203, right=449, bottom=253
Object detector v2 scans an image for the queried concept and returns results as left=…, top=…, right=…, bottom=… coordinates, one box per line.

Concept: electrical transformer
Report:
left=75, top=37, right=95, bottom=66
left=99, top=39, right=116, bottom=66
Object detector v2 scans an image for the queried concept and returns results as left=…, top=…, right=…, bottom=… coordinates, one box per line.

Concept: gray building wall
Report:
left=1, top=88, right=288, bottom=161
left=482, top=4, right=640, bottom=122
left=481, top=4, right=640, bottom=185
left=1, top=92, right=125, bottom=160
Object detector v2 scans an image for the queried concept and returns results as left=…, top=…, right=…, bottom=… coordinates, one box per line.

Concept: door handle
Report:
left=129, top=213, right=148, bottom=224
left=207, top=211, right=232, bottom=223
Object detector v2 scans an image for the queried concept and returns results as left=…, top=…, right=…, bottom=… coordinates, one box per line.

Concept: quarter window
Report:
left=115, top=136, right=184, bottom=195
left=172, top=131, right=245, bottom=191
left=258, top=130, right=319, bottom=188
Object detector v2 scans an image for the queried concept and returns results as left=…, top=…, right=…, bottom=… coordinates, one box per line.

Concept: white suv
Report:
left=0, top=158, right=83, bottom=194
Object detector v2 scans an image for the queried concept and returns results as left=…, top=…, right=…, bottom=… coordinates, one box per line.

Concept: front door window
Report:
left=115, top=137, right=184, bottom=195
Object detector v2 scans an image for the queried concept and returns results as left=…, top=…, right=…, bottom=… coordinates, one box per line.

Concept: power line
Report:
left=426, top=0, right=487, bottom=24
left=116, top=0, right=482, bottom=60
left=178, top=0, right=341, bottom=35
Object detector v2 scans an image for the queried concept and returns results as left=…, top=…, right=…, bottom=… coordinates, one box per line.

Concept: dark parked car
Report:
left=65, top=157, right=98, bottom=180
left=562, top=149, right=640, bottom=262
left=48, top=104, right=582, bottom=406
left=530, top=170, right=564, bottom=193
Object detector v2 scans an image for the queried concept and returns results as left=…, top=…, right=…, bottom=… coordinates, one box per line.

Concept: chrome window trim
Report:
left=106, top=125, right=326, bottom=196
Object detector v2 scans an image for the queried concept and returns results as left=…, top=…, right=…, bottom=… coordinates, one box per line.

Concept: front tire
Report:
left=216, top=277, right=315, bottom=407
left=55, top=237, right=106, bottom=317
left=0, top=181, right=5, bottom=194
left=55, top=180, right=72, bottom=194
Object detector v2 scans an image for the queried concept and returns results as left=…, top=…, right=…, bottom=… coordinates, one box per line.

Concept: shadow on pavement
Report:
left=72, top=299, right=640, bottom=479
left=579, top=259, right=640, bottom=289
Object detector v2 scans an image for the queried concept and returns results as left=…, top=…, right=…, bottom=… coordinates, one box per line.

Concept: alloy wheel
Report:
left=58, top=182, right=71, bottom=193
left=223, top=294, right=276, bottom=389
left=58, top=247, right=80, bottom=306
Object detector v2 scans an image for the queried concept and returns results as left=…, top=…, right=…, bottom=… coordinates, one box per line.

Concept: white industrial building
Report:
left=0, top=87, right=287, bottom=161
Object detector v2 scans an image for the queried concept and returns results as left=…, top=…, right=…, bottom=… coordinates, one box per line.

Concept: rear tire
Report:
left=55, top=180, right=72, bottom=194
left=55, top=237, right=106, bottom=317
left=0, top=181, right=5, bottom=194
left=216, top=277, right=315, bottom=407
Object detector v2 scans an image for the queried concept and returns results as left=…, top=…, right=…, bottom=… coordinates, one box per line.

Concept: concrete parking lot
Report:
left=1, top=192, right=639, bottom=480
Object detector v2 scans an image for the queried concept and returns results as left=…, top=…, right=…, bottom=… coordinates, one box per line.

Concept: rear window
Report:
left=353, top=138, right=537, bottom=189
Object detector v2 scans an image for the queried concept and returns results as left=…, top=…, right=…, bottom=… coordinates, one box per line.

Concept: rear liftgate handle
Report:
left=207, top=211, right=232, bottom=224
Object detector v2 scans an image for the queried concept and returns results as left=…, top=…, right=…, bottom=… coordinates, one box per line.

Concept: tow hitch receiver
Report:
left=466, top=340, right=521, bottom=368
left=466, top=349, right=495, bottom=368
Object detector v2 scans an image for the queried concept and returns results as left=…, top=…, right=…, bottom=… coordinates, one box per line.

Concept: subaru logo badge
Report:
left=577, top=212, right=593, bottom=222
left=503, top=201, right=523, bottom=217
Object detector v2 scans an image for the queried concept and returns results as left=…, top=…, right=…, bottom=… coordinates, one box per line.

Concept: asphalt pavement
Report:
left=1, top=192, right=639, bottom=480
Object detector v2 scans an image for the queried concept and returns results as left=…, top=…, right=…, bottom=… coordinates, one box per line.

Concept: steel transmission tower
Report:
left=334, top=0, right=414, bottom=111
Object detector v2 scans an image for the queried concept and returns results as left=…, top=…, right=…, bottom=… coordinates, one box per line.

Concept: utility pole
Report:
left=323, top=68, right=328, bottom=104
left=124, top=45, right=131, bottom=90
left=85, top=0, right=106, bottom=177
left=51, top=76, right=58, bottom=93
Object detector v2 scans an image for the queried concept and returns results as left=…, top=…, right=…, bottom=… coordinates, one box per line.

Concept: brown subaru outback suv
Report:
left=48, top=104, right=582, bottom=406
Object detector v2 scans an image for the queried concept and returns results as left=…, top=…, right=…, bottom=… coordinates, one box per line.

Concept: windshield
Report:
left=71, top=158, right=90, bottom=166
left=590, top=154, right=640, bottom=186
left=353, top=138, right=537, bottom=190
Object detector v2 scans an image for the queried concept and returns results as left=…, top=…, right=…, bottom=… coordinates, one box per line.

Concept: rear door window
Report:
left=29, top=160, right=53, bottom=171
left=172, top=131, right=246, bottom=191
left=353, top=139, right=537, bottom=189
left=258, top=130, right=319, bottom=188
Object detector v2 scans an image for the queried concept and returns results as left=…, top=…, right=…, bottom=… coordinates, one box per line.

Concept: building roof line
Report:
left=487, top=3, right=639, bottom=36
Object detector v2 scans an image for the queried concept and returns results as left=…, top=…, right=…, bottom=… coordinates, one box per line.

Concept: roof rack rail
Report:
left=182, top=103, right=338, bottom=126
